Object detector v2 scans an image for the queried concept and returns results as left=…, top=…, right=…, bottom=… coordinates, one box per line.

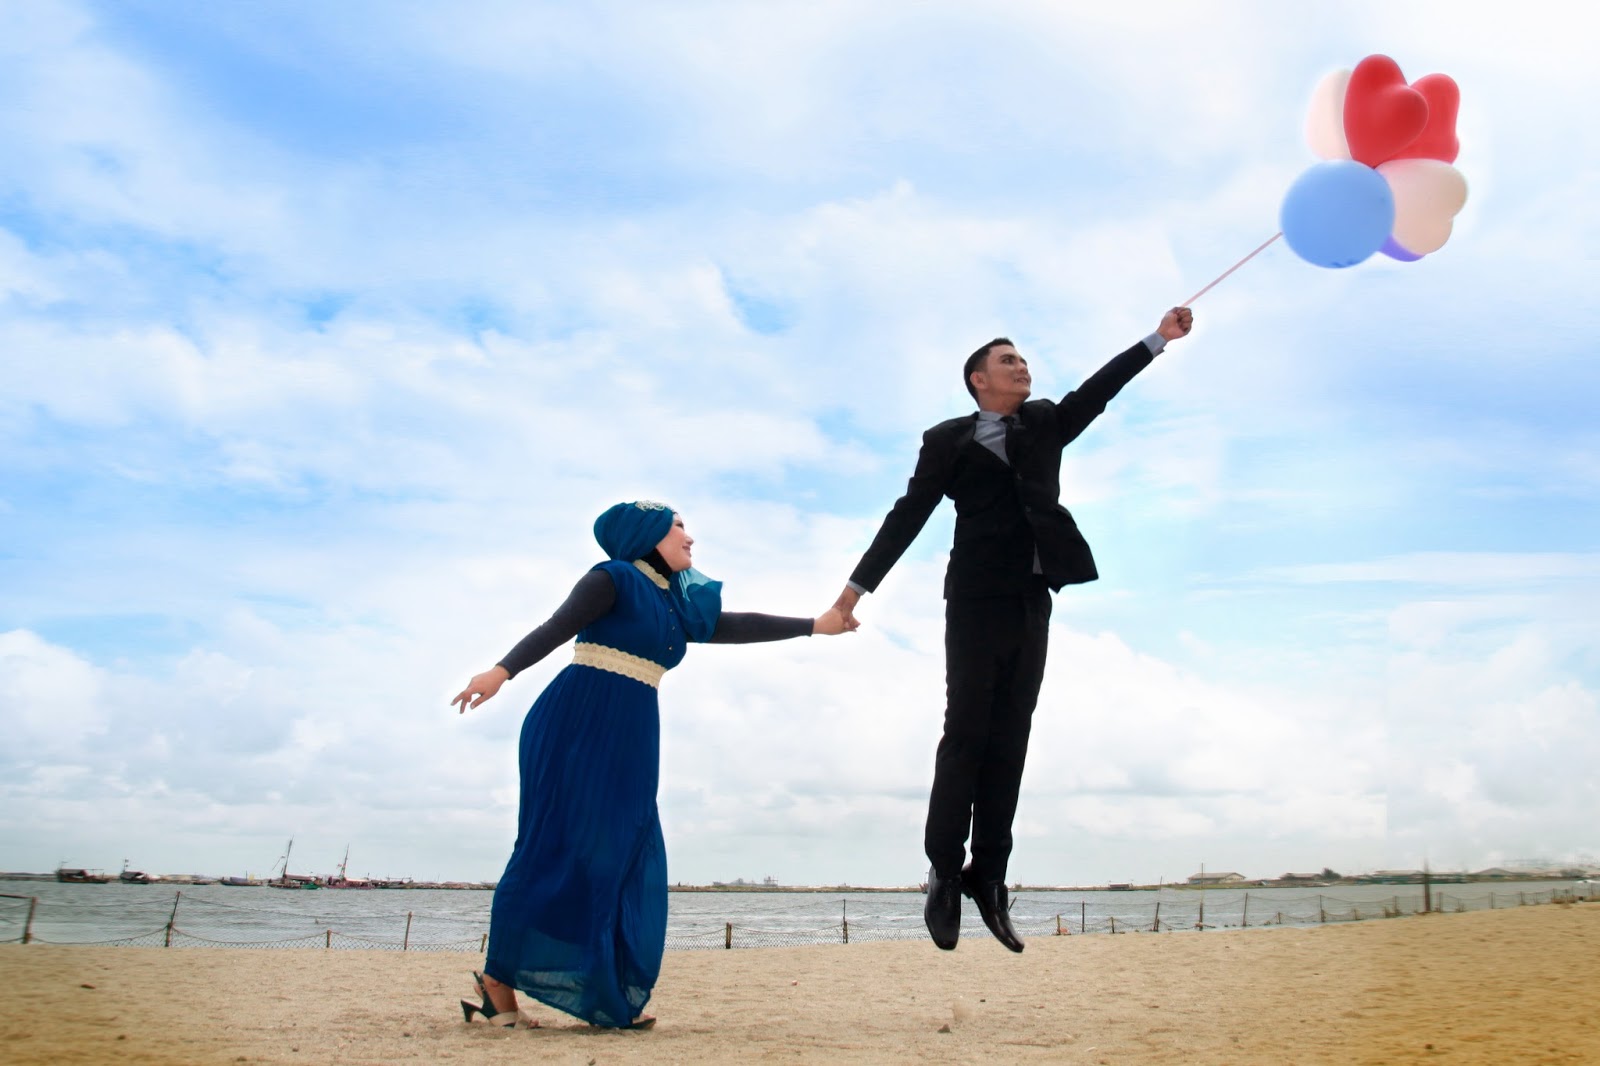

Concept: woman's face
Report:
left=655, top=514, right=694, bottom=572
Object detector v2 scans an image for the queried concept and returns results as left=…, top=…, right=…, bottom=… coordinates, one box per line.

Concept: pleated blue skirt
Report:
left=485, top=662, right=666, bottom=1028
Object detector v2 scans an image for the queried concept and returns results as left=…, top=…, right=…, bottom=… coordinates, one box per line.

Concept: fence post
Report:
left=1109, top=916, right=1117, bottom=934
left=165, top=891, right=181, bottom=948
left=325, top=929, right=331, bottom=949
left=1056, top=913, right=1062, bottom=936
left=1318, top=895, right=1325, bottom=923
left=1152, top=901, right=1161, bottom=932
left=1519, top=892, right=1526, bottom=906
left=480, top=933, right=487, bottom=952
left=23, top=896, right=37, bottom=945
left=1080, top=901, right=1086, bottom=934
left=1489, top=892, right=1495, bottom=910
left=1197, top=892, right=1205, bottom=930
left=1242, top=893, right=1249, bottom=929
left=842, top=900, right=849, bottom=945
left=724, top=922, right=732, bottom=950
left=404, top=912, right=412, bottom=951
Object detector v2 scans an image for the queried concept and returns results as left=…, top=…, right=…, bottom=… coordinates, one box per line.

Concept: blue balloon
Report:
left=1279, top=160, right=1395, bottom=269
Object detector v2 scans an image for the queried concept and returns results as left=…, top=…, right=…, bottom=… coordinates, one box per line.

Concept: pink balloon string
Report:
left=1182, top=232, right=1282, bottom=305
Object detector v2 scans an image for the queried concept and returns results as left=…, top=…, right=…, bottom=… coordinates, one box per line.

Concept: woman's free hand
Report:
left=813, top=607, right=857, bottom=636
left=452, top=666, right=510, bottom=713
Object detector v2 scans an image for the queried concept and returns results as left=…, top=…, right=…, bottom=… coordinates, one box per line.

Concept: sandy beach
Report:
left=3, top=900, right=1595, bottom=1065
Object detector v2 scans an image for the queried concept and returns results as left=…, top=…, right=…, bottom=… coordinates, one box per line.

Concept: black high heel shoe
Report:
left=460, top=971, right=539, bottom=1028
left=458, top=969, right=489, bottom=1022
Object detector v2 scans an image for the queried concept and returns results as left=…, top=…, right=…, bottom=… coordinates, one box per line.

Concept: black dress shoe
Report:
left=923, top=867, right=961, bottom=950
left=961, top=867, right=1024, bottom=953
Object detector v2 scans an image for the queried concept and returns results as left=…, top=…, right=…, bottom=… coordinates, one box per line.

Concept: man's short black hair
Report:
left=962, top=338, right=1014, bottom=401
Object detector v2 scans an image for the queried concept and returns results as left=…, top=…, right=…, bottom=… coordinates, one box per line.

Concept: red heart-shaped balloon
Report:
left=1342, top=54, right=1429, bottom=166
left=1390, top=73, right=1460, bottom=163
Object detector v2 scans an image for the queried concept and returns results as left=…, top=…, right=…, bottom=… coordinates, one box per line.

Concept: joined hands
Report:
left=831, top=586, right=862, bottom=632
left=814, top=604, right=859, bottom=636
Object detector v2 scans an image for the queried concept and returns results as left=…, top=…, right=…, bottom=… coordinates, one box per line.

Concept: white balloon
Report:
left=1378, top=159, right=1468, bottom=255
left=1305, top=68, right=1351, bottom=160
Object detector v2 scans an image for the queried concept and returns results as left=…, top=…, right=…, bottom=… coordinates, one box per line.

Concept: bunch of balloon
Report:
left=1282, top=54, right=1467, bottom=268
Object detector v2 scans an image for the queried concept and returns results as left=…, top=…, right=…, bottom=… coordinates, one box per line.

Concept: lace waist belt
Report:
left=572, top=643, right=665, bottom=688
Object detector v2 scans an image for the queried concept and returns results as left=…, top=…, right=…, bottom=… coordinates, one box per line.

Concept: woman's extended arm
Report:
left=708, top=607, right=850, bottom=643
left=498, top=570, right=617, bottom=676
left=451, top=569, right=617, bottom=712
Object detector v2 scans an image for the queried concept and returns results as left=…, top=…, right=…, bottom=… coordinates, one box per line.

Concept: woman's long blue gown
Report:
left=484, top=559, right=688, bottom=1028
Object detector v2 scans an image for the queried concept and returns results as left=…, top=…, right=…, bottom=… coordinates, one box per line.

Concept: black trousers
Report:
left=925, top=580, right=1052, bottom=883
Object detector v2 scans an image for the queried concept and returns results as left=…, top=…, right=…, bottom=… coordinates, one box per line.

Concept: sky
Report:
left=1, top=0, right=1596, bottom=888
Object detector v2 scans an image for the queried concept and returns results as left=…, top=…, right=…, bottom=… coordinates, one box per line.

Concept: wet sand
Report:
left=3, top=900, right=1596, bottom=1064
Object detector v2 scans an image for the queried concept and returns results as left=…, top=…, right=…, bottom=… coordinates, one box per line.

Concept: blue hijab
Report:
left=593, top=500, right=723, bottom=642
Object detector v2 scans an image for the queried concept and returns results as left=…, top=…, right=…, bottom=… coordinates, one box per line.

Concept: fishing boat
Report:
left=56, top=865, right=111, bottom=884
left=324, top=845, right=373, bottom=889
left=118, top=860, right=153, bottom=884
left=267, top=838, right=320, bottom=889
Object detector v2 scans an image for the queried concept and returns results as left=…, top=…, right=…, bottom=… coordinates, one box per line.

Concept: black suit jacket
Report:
left=850, top=340, right=1156, bottom=599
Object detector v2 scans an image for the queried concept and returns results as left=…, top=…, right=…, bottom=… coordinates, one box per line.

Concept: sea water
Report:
left=0, top=879, right=1582, bottom=949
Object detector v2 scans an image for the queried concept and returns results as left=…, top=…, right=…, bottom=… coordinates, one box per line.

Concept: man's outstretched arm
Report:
left=833, top=428, right=953, bottom=626
left=1054, top=306, right=1194, bottom=443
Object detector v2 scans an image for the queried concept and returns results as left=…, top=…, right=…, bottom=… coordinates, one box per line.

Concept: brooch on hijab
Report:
left=633, top=500, right=668, bottom=512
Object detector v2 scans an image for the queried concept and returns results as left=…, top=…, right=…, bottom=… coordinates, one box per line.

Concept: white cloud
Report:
left=0, top=630, right=110, bottom=751
left=1269, top=553, right=1600, bottom=585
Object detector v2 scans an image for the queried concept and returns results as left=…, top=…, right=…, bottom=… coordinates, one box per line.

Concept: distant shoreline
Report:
left=7, top=872, right=1593, bottom=893
left=665, top=875, right=1593, bottom=893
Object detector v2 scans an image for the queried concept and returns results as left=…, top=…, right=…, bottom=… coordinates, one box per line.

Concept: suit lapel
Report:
left=953, top=414, right=978, bottom=449
left=954, top=414, right=1011, bottom=471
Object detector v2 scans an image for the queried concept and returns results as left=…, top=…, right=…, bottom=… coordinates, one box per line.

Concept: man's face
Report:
left=972, top=345, right=1032, bottom=403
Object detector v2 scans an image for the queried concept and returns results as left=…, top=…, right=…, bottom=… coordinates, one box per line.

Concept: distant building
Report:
left=1277, top=872, right=1323, bottom=883
left=1187, top=871, right=1248, bottom=885
left=1476, top=865, right=1593, bottom=880
left=1355, top=869, right=1469, bottom=884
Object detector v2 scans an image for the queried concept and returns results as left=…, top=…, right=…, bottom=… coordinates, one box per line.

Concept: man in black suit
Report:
left=833, top=306, right=1194, bottom=952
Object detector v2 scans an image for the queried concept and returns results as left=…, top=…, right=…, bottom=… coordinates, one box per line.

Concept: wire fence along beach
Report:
left=2, top=881, right=1593, bottom=951
left=665, top=884, right=1595, bottom=949
left=0, top=890, right=488, bottom=952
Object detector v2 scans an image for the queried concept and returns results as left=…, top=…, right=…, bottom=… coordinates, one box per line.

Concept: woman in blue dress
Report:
left=450, top=500, right=851, bottom=1030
